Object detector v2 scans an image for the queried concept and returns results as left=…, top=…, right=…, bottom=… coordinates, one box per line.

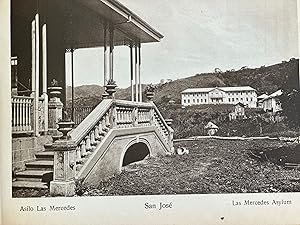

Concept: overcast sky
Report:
left=66, top=0, right=298, bottom=88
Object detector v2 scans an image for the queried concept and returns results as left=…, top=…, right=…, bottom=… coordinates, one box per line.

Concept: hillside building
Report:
left=181, top=86, right=257, bottom=108
left=261, top=90, right=283, bottom=112
left=257, top=94, right=269, bottom=108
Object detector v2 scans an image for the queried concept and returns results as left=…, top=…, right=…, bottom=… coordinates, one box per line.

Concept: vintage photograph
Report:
left=10, top=0, right=299, bottom=199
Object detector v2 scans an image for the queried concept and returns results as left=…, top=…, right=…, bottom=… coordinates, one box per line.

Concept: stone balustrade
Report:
left=50, top=98, right=174, bottom=196
left=11, top=96, right=34, bottom=133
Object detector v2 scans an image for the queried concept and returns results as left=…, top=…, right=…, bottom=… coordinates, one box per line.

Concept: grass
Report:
left=80, top=139, right=300, bottom=196
left=12, top=139, right=300, bottom=197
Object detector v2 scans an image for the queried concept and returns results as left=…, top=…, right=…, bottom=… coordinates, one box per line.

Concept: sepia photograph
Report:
left=1, top=0, right=300, bottom=224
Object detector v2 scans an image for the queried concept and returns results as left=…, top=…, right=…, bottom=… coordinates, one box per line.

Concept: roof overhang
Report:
left=75, top=0, right=164, bottom=44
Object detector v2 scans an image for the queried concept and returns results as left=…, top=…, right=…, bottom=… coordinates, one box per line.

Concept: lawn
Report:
left=12, top=139, right=300, bottom=197
left=79, top=139, right=300, bottom=196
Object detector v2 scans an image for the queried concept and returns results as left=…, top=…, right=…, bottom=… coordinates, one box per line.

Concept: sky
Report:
left=66, top=0, right=299, bottom=88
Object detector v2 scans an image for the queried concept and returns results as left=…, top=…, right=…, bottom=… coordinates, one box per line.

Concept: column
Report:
left=35, top=14, right=40, bottom=136
left=103, top=22, right=108, bottom=86
left=42, top=24, right=48, bottom=133
left=71, top=49, right=75, bottom=122
left=109, top=24, right=114, bottom=81
left=135, top=43, right=138, bottom=102
left=130, top=44, right=134, bottom=101
left=138, top=41, right=142, bottom=102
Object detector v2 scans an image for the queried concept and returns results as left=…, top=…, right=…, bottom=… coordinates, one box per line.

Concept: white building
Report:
left=181, top=86, right=257, bottom=108
left=257, top=94, right=269, bottom=108
left=261, top=90, right=283, bottom=112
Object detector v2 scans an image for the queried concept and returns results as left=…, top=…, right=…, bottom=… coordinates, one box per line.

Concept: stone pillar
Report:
left=50, top=120, right=76, bottom=197
left=48, top=84, right=63, bottom=136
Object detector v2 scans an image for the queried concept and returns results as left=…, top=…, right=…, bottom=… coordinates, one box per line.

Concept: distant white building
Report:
left=261, top=90, right=283, bottom=112
left=181, top=86, right=257, bottom=108
left=257, top=94, right=269, bottom=108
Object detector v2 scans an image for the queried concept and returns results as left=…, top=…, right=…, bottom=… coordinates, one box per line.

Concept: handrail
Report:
left=66, top=99, right=174, bottom=176
left=69, top=99, right=113, bottom=145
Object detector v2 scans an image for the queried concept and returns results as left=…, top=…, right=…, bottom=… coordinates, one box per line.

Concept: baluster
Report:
left=80, top=140, right=87, bottom=157
left=85, top=134, right=92, bottom=154
left=117, top=107, right=121, bottom=127
left=94, top=125, right=101, bottom=142
left=24, top=99, right=28, bottom=131
left=76, top=146, right=82, bottom=164
left=90, top=129, right=97, bottom=149
left=105, top=112, right=111, bottom=128
left=16, top=98, right=20, bottom=131
left=125, top=109, right=129, bottom=127
left=19, top=99, right=22, bottom=131
left=21, top=98, right=25, bottom=131
left=12, top=98, right=16, bottom=132
left=28, top=99, right=32, bottom=131
left=119, top=108, right=122, bottom=128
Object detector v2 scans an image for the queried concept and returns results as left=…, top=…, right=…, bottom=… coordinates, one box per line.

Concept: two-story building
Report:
left=261, top=90, right=283, bottom=112
left=181, top=86, right=257, bottom=108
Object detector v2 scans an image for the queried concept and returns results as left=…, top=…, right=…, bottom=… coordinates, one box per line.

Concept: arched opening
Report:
left=122, top=142, right=150, bottom=167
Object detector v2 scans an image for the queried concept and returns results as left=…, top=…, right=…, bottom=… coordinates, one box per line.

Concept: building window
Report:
left=236, top=98, right=238, bottom=101
left=187, top=99, right=190, bottom=103
left=246, top=97, right=248, bottom=101
left=193, top=99, right=195, bottom=103
left=183, top=100, right=186, bottom=103
left=229, top=98, right=231, bottom=102
left=197, top=99, right=199, bottom=103
left=201, top=99, right=203, bottom=103
left=205, top=99, right=207, bottom=103
left=241, top=98, right=243, bottom=101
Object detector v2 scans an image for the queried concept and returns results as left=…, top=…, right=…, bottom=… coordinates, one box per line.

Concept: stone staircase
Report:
left=12, top=145, right=54, bottom=189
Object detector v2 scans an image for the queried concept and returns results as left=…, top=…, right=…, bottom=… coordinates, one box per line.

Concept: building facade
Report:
left=261, top=90, right=283, bottom=112
left=181, top=86, right=257, bottom=108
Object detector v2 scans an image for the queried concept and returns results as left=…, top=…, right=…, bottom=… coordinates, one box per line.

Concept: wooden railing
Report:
left=68, top=99, right=174, bottom=173
left=11, top=96, right=34, bottom=133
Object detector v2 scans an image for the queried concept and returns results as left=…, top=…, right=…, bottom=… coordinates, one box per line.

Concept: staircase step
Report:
left=12, top=180, right=49, bottom=189
left=35, top=151, right=54, bottom=160
left=25, top=160, right=54, bottom=170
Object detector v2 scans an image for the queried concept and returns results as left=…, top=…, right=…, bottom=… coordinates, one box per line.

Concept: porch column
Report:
left=130, top=44, right=134, bottom=101
left=71, top=49, right=75, bottom=122
left=103, top=23, right=108, bottom=86
left=138, top=42, right=142, bottom=102
left=135, top=43, right=138, bottom=102
left=109, top=25, right=114, bottom=82
left=42, top=24, right=48, bottom=133
left=35, top=14, right=40, bottom=136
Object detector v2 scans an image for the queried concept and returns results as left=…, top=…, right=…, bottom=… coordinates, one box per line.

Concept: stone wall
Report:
left=12, top=135, right=52, bottom=171
left=80, top=127, right=169, bottom=186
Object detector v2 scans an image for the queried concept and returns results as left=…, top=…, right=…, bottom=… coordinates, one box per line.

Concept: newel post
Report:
left=48, top=80, right=63, bottom=136
left=50, top=120, right=76, bottom=197
left=165, top=119, right=175, bottom=153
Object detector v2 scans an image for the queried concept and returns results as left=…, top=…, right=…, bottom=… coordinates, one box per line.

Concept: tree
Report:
left=279, top=90, right=300, bottom=128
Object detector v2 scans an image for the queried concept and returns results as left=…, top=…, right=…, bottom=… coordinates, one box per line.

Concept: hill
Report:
left=153, top=58, right=299, bottom=107
left=66, top=58, right=299, bottom=109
